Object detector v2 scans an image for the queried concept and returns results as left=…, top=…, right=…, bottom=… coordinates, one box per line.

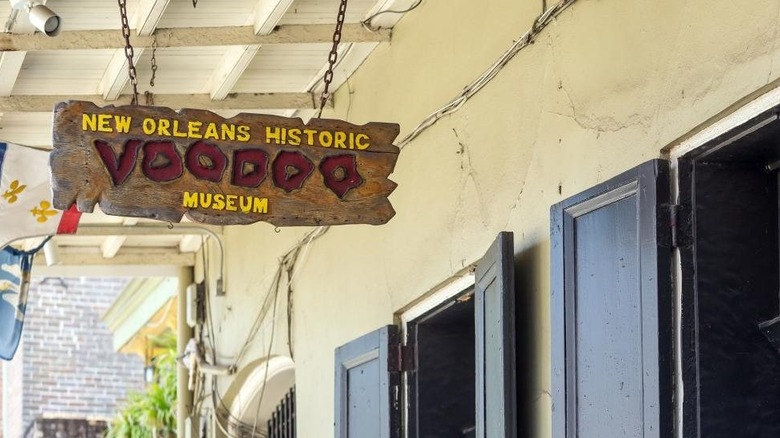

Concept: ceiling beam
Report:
left=0, top=53, right=24, bottom=96
left=100, top=218, right=140, bottom=259
left=209, top=46, right=262, bottom=100
left=0, top=92, right=324, bottom=112
left=0, top=0, right=48, bottom=96
left=363, top=0, right=420, bottom=29
left=35, top=250, right=196, bottom=267
left=0, top=24, right=389, bottom=52
left=298, top=43, right=379, bottom=119
left=209, top=0, right=295, bottom=101
left=99, top=0, right=171, bottom=100
left=253, top=0, right=296, bottom=35
left=178, top=235, right=203, bottom=253
left=33, top=263, right=184, bottom=277
left=136, top=0, right=171, bottom=36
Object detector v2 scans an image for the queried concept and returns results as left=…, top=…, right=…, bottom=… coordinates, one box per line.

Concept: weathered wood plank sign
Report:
left=51, top=101, right=400, bottom=226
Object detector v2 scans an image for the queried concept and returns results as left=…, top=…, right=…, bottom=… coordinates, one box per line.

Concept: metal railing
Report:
left=267, top=386, right=296, bottom=438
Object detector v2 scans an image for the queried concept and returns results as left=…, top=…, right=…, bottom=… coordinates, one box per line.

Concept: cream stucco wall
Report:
left=209, top=0, right=780, bottom=436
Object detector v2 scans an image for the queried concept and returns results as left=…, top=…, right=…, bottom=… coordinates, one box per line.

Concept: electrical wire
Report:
left=232, top=265, right=283, bottom=368
left=362, top=0, right=423, bottom=31
left=250, top=272, right=281, bottom=436
left=203, top=226, right=331, bottom=436
left=397, top=0, right=578, bottom=149
left=4, top=9, right=18, bottom=33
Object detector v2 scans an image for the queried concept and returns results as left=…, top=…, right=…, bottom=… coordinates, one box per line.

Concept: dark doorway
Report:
left=679, top=109, right=780, bottom=437
left=407, top=291, right=476, bottom=438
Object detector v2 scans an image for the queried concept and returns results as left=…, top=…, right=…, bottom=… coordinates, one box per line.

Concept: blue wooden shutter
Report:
left=475, top=231, right=517, bottom=438
left=551, top=160, right=673, bottom=438
left=334, top=325, right=400, bottom=438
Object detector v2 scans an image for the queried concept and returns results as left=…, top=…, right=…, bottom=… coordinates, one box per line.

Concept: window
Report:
left=334, top=233, right=517, bottom=438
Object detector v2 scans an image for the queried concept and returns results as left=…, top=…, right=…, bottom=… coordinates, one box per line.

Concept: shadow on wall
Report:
left=514, top=241, right=546, bottom=438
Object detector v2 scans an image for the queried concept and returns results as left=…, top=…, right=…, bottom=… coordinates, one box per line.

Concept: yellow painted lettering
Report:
left=82, top=114, right=97, bottom=132
left=266, top=126, right=282, bottom=144
left=288, top=128, right=301, bottom=146
left=253, top=197, right=268, bottom=214
left=172, top=120, right=188, bottom=138
left=157, top=119, right=172, bottom=136
left=199, top=193, right=212, bottom=208
left=334, top=131, right=347, bottom=149
left=237, top=125, right=251, bottom=142
left=98, top=114, right=112, bottom=132
left=143, top=118, right=156, bottom=135
left=356, top=134, right=370, bottom=150
left=221, top=124, right=236, bottom=141
left=225, top=195, right=238, bottom=211
left=303, top=129, right=317, bottom=145
left=182, top=192, right=198, bottom=208
left=319, top=131, right=333, bottom=147
left=188, top=121, right=203, bottom=139
left=204, top=123, right=219, bottom=140
left=212, top=194, right=225, bottom=210
left=240, top=196, right=253, bottom=213
left=114, top=115, right=132, bottom=133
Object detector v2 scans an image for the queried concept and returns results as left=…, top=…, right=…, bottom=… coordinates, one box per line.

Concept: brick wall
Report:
left=5, top=339, right=25, bottom=438
left=7, top=277, right=144, bottom=433
left=28, top=417, right=107, bottom=438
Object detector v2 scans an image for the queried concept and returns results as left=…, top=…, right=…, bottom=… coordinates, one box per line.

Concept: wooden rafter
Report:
left=35, top=249, right=196, bottom=267
left=0, top=24, right=389, bottom=52
left=100, top=218, right=140, bottom=259
left=99, top=0, right=171, bottom=100
left=209, top=0, right=296, bottom=101
left=0, top=92, right=325, bottom=112
left=0, top=0, right=47, bottom=97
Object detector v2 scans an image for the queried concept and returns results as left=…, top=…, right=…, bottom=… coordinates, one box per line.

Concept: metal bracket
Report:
left=391, top=342, right=415, bottom=373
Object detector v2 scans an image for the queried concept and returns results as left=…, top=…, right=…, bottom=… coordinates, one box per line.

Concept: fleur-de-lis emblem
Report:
left=31, top=200, right=57, bottom=223
left=2, top=180, right=26, bottom=204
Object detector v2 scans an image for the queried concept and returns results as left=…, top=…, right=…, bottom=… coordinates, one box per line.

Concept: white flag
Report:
left=0, top=142, right=80, bottom=248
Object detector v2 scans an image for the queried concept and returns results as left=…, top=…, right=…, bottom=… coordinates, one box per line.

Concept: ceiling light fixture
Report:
left=9, top=1, right=61, bottom=36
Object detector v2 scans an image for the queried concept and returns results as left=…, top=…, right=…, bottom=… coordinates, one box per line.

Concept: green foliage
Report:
left=106, top=331, right=178, bottom=438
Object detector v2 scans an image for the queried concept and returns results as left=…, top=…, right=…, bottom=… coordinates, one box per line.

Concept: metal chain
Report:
left=317, top=0, right=349, bottom=118
left=150, top=34, right=158, bottom=87
left=117, top=0, right=139, bottom=105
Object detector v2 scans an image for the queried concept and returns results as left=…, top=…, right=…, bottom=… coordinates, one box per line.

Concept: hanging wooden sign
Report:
left=50, top=101, right=400, bottom=226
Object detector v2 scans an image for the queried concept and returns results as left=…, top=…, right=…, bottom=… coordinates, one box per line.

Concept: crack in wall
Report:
left=453, top=128, right=490, bottom=230
left=554, top=83, right=650, bottom=134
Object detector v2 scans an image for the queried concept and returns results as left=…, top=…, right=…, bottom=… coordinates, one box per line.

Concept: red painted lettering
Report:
left=272, top=151, right=314, bottom=193
left=94, top=139, right=141, bottom=186
left=232, top=149, right=269, bottom=188
left=142, top=141, right=183, bottom=182
left=320, top=154, right=363, bottom=198
left=185, top=141, right=227, bottom=182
